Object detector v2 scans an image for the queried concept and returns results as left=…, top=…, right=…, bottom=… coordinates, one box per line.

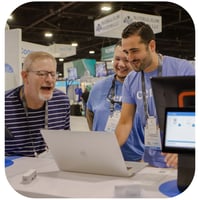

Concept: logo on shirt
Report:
left=136, top=88, right=153, bottom=100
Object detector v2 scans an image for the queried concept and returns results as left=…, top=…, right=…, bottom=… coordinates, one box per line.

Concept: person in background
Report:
left=86, top=40, right=143, bottom=161
left=5, top=51, right=70, bottom=157
left=115, top=22, right=195, bottom=168
left=81, top=86, right=90, bottom=104
left=81, top=86, right=90, bottom=116
left=74, top=85, right=82, bottom=103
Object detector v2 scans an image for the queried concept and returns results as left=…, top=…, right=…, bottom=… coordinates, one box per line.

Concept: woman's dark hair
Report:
left=122, top=22, right=155, bottom=45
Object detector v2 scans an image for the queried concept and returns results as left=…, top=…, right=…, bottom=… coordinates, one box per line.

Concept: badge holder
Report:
left=105, top=111, right=121, bottom=133
left=144, top=116, right=161, bottom=150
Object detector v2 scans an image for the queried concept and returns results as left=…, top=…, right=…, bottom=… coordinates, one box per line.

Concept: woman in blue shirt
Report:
left=86, top=41, right=144, bottom=161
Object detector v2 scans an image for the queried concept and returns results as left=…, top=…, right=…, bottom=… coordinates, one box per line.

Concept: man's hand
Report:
left=161, top=152, right=178, bottom=168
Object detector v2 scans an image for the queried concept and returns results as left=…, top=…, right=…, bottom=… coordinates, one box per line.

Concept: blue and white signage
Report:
left=94, top=10, right=162, bottom=38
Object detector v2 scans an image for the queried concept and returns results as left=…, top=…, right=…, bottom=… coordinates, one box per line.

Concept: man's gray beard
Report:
left=39, top=93, right=53, bottom=101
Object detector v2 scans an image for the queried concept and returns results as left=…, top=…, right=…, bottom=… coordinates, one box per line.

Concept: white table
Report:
left=5, top=152, right=178, bottom=198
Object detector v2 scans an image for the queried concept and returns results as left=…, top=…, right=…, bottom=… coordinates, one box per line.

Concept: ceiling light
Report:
left=89, top=50, right=95, bottom=54
left=71, top=42, right=78, bottom=47
left=8, top=15, right=13, bottom=20
left=59, top=58, right=64, bottom=62
left=101, top=6, right=111, bottom=11
left=44, top=32, right=53, bottom=37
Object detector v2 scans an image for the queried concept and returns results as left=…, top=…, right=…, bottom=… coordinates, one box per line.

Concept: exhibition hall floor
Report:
left=70, top=116, right=90, bottom=131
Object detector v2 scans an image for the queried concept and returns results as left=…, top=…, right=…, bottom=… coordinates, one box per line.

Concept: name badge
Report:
left=105, top=111, right=121, bottom=133
left=144, top=116, right=161, bottom=149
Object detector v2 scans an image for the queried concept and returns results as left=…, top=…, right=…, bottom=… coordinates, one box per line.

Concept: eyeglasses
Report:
left=28, top=70, right=57, bottom=79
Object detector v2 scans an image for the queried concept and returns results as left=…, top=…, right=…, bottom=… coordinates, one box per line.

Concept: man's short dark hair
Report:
left=122, top=21, right=155, bottom=45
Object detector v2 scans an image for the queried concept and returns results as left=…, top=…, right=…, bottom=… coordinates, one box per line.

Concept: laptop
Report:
left=41, top=130, right=147, bottom=177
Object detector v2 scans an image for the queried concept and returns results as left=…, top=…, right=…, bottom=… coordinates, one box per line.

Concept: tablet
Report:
left=162, top=107, right=195, bottom=153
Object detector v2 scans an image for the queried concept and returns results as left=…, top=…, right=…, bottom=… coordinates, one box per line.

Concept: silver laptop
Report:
left=41, top=130, right=147, bottom=177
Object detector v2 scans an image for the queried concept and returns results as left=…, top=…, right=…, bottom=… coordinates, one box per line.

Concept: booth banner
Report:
left=5, top=29, right=22, bottom=89
left=5, top=29, right=77, bottom=90
left=21, top=41, right=48, bottom=63
left=94, top=10, right=162, bottom=38
left=49, top=44, right=76, bottom=58
left=21, top=41, right=76, bottom=62
left=101, top=45, right=115, bottom=61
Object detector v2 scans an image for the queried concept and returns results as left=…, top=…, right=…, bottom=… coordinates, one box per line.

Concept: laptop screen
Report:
left=162, top=107, right=195, bottom=153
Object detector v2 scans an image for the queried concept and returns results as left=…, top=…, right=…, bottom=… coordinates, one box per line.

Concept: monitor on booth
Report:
left=151, top=76, right=195, bottom=132
left=95, top=62, right=107, bottom=77
left=163, top=107, right=195, bottom=154
left=151, top=75, right=195, bottom=192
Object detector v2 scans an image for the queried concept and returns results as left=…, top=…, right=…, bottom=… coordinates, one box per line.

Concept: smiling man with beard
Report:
left=115, top=22, right=195, bottom=168
left=5, top=51, right=70, bottom=157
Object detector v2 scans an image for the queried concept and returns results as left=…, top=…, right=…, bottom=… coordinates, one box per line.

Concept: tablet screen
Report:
left=162, top=107, right=195, bottom=153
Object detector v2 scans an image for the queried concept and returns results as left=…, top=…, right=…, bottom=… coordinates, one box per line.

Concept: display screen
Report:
left=68, top=67, right=77, bottom=80
left=151, top=76, right=195, bottom=132
left=163, top=107, right=195, bottom=153
left=95, top=62, right=107, bottom=77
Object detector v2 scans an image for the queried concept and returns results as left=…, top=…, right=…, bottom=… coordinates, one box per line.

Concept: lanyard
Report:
left=107, top=75, right=122, bottom=114
left=21, top=87, right=48, bottom=129
left=141, top=54, right=163, bottom=120
left=21, top=87, right=48, bottom=156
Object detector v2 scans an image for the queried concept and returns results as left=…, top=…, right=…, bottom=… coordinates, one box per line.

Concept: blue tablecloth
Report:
left=5, top=156, right=21, bottom=168
left=5, top=159, right=14, bottom=167
left=159, top=179, right=181, bottom=197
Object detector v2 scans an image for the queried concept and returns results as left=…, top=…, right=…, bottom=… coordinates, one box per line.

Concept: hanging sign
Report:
left=101, top=44, right=115, bottom=61
left=94, top=10, right=162, bottom=38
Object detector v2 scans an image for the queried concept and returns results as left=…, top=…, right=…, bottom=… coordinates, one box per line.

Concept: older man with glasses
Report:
left=5, top=51, right=70, bottom=157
